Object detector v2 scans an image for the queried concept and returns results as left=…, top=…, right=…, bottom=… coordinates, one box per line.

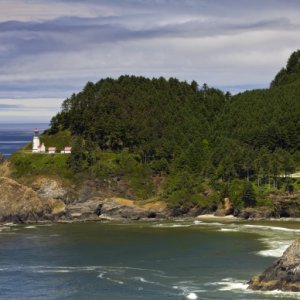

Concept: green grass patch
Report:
left=9, top=152, right=73, bottom=180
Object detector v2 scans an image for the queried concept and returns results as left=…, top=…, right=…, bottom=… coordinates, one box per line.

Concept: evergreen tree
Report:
left=241, top=181, right=256, bottom=207
left=67, top=137, right=87, bottom=172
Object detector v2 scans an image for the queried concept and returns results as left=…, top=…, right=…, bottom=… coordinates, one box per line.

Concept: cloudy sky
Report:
left=0, top=0, right=299, bottom=123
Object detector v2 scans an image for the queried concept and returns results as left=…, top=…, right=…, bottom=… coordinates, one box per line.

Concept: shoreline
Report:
left=3, top=213, right=300, bottom=226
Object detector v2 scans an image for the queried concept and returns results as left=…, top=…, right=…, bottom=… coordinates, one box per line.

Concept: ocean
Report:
left=0, top=220, right=300, bottom=300
left=1, top=124, right=300, bottom=299
left=0, top=123, right=49, bottom=158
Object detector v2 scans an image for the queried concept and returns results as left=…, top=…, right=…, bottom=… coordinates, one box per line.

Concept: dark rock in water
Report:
left=248, top=238, right=300, bottom=291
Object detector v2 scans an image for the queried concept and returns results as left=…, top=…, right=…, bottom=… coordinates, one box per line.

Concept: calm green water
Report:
left=1, top=220, right=300, bottom=299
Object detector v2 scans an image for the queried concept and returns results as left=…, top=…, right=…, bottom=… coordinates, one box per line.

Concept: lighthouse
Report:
left=32, top=128, right=40, bottom=153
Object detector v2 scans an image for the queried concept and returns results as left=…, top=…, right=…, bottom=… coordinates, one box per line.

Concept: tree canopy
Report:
left=45, top=50, right=300, bottom=205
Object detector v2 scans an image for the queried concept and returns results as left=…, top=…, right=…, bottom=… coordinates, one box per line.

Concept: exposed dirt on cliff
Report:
left=0, top=177, right=65, bottom=223
left=0, top=161, right=11, bottom=177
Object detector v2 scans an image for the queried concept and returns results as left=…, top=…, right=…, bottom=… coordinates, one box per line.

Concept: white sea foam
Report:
left=212, top=278, right=249, bottom=292
left=257, top=239, right=291, bottom=257
left=0, top=226, right=14, bottom=233
left=98, top=272, right=106, bottom=279
left=153, top=224, right=190, bottom=228
left=186, top=292, right=198, bottom=299
left=4, top=223, right=17, bottom=226
left=256, top=289, right=300, bottom=299
left=213, top=278, right=300, bottom=298
left=36, top=269, right=71, bottom=273
left=193, top=221, right=223, bottom=227
left=132, top=276, right=161, bottom=286
left=173, top=283, right=206, bottom=299
left=219, top=228, right=239, bottom=232
left=193, top=220, right=203, bottom=225
left=139, top=277, right=148, bottom=283
left=218, top=281, right=249, bottom=291
left=106, top=277, right=124, bottom=285
left=242, top=224, right=300, bottom=233
left=25, top=226, right=37, bottom=229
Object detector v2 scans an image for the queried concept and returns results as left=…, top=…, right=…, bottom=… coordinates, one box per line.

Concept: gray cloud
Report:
left=0, top=0, right=300, bottom=121
left=0, top=103, right=59, bottom=111
left=0, top=15, right=297, bottom=63
left=0, top=104, right=25, bottom=110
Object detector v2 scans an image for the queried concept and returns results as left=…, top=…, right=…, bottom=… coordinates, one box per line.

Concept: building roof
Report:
left=64, top=147, right=72, bottom=150
left=48, top=147, right=56, bottom=151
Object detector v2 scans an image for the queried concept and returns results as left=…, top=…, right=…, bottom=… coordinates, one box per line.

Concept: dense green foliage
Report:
left=271, top=50, right=300, bottom=87
left=11, top=50, right=300, bottom=207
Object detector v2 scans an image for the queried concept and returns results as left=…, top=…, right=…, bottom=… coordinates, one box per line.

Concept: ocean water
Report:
left=0, top=123, right=49, bottom=158
left=0, top=220, right=300, bottom=300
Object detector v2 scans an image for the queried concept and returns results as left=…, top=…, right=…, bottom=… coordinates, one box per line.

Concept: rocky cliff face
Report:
left=0, top=177, right=65, bottom=223
left=36, top=177, right=172, bottom=220
left=0, top=176, right=170, bottom=222
left=65, top=197, right=168, bottom=221
left=248, top=238, right=300, bottom=291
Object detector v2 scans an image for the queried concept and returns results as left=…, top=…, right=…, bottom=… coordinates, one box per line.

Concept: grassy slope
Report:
left=9, top=138, right=156, bottom=200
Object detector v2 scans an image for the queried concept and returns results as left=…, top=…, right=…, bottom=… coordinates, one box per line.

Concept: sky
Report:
left=0, top=0, right=299, bottom=123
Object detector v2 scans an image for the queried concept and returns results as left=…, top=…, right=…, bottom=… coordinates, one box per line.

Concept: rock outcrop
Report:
left=214, top=197, right=234, bottom=216
left=248, top=238, right=300, bottom=291
left=66, top=197, right=168, bottom=221
left=0, top=177, right=65, bottom=223
left=31, top=176, right=79, bottom=204
left=0, top=161, right=11, bottom=177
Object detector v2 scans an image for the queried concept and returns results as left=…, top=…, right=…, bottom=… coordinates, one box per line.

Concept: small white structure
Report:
left=32, top=128, right=40, bottom=153
left=38, top=143, right=46, bottom=153
left=64, top=147, right=72, bottom=154
left=48, top=147, right=56, bottom=154
left=61, top=147, right=72, bottom=154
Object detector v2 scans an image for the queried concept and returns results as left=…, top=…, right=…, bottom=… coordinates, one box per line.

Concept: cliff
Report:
left=29, top=176, right=169, bottom=221
left=0, top=177, right=65, bottom=223
left=249, top=238, right=300, bottom=291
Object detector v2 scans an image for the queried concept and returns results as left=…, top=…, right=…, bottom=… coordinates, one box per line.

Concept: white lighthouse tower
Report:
left=32, top=128, right=40, bottom=153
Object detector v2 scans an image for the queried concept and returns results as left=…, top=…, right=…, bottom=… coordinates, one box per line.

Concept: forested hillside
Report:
left=11, top=50, right=300, bottom=209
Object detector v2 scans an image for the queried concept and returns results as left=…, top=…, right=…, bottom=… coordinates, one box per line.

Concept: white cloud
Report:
left=0, top=98, right=63, bottom=122
left=0, top=0, right=300, bottom=121
left=0, top=0, right=117, bottom=21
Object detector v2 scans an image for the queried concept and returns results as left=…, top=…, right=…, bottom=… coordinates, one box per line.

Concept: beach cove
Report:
left=1, top=219, right=300, bottom=299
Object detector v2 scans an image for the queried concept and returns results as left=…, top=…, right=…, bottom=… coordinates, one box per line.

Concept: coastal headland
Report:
left=0, top=50, right=300, bottom=224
